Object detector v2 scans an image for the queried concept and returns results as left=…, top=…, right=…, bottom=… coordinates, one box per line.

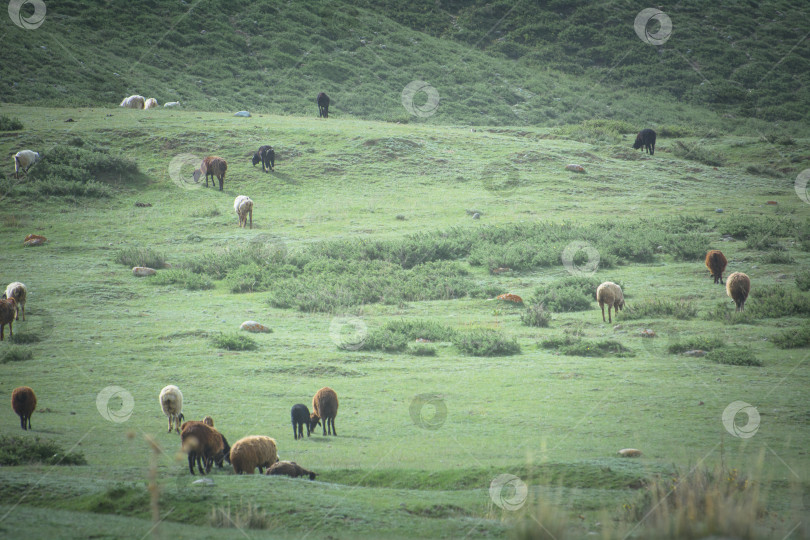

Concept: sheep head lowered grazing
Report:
left=311, top=386, right=339, bottom=436
left=596, top=282, right=624, bottom=324
left=726, top=272, right=751, bottom=312
left=199, top=156, right=227, bottom=190
left=11, top=386, right=37, bottom=430
left=705, top=250, right=728, bottom=285
left=252, top=145, right=275, bottom=172
left=633, top=129, right=656, bottom=155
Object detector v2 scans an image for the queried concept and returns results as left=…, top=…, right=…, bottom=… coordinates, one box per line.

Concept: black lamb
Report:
left=291, top=404, right=312, bottom=440
left=633, top=128, right=656, bottom=155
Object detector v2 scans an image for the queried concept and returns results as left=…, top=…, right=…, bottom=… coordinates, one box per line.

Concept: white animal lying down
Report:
left=164, top=101, right=181, bottom=108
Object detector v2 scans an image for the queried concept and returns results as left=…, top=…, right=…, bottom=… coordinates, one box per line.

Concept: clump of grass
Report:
left=0, top=346, right=33, bottom=363
left=555, top=118, right=636, bottom=144
left=7, top=331, right=41, bottom=344
left=0, top=436, right=87, bottom=465
left=703, top=302, right=756, bottom=325
left=620, top=299, right=697, bottom=320
left=409, top=344, right=436, bottom=356
left=668, top=232, right=710, bottom=261
left=211, top=332, right=257, bottom=351
left=210, top=500, right=272, bottom=529
left=114, top=247, right=166, bottom=269
left=671, top=141, right=727, bottom=166
left=771, top=324, right=810, bottom=349
left=532, top=276, right=599, bottom=313
left=521, top=303, right=551, bottom=327
left=707, top=346, right=761, bottom=366
left=510, top=498, right=569, bottom=539
left=541, top=333, right=633, bottom=357
left=151, top=268, right=214, bottom=290
left=747, top=285, right=810, bottom=319
left=796, top=271, right=810, bottom=292
left=0, top=115, right=23, bottom=131
left=361, top=319, right=456, bottom=353
left=745, top=164, right=784, bottom=178
left=667, top=336, right=725, bottom=354
left=191, top=206, right=221, bottom=218
left=719, top=215, right=794, bottom=241
left=453, top=329, right=520, bottom=356
left=761, top=250, right=794, bottom=264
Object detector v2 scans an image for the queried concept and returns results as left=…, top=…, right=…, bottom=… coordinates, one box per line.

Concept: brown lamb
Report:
left=310, top=386, right=339, bottom=436
left=12, top=386, right=37, bottom=430
left=266, top=460, right=317, bottom=480
left=0, top=298, right=16, bottom=341
left=726, top=272, right=751, bottom=312
left=705, top=250, right=728, bottom=285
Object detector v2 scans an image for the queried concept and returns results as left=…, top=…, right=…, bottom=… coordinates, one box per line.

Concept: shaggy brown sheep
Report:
left=726, top=272, right=751, bottom=312
left=705, top=250, right=728, bottom=285
left=12, top=386, right=37, bottom=430
left=0, top=297, right=16, bottom=341
left=310, top=387, right=339, bottom=436
left=181, top=421, right=229, bottom=474
left=229, top=435, right=278, bottom=474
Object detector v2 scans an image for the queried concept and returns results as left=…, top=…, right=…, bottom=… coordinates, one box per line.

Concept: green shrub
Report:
left=211, top=333, right=258, bottom=351
left=360, top=320, right=456, bottom=353
left=151, top=269, right=214, bottom=290
left=667, top=336, right=725, bottom=354
left=771, top=324, right=810, bottom=349
left=719, top=215, right=794, bottom=241
left=671, top=141, right=726, bottom=166
left=706, top=347, right=761, bottom=366
left=796, top=271, right=810, bottom=292
left=747, top=285, right=810, bottom=319
left=0, top=346, right=33, bottom=363
left=0, top=436, right=87, bottom=465
left=540, top=333, right=633, bottom=358
left=521, top=303, right=551, bottom=327
left=669, top=233, right=710, bottom=261
left=453, top=329, right=520, bottom=356
left=620, top=299, right=697, bottom=320
left=7, top=332, right=41, bottom=344
left=532, top=276, right=599, bottom=313
left=409, top=344, right=437, bottom=356
left=114, top=247, right=166, bottom=269
left=0, top=115, right=23, bottom=131
left=703, top=301, right=756, bottom=324
left=761, top=250, right=794, bottom=264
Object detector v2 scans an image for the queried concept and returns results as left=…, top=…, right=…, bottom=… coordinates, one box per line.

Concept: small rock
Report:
left=240, top=321, right=272, bottom=333
left=683, top=349, right=707, bottom=357
left=193, top=478, right=214, bottom=485
left=698, top=401, right=704, bottom=406
left=132, top=267, right=156, bottom=277
left=776, top=274, right=787, bottom=279
left=618, top=448, right=642, bottom=457
left=656, top=245, right=664, bottom=252
left=472, top=213, right=480, bottom=219
left=234, top=111, right=251, bottom=117
left=641, top=329, right=656, bottom=338
left=715, top=208, right=724, bottom=213
left=565, top=164, right=586, bottom=173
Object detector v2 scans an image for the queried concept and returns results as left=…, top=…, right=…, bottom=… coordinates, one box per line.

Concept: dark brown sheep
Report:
left=633, top=129, right=656, bottom=155
left=317, top=92, right=330, bottom=118
left=180, top=421, right=229, bottom=474
left=266, top=460, right=317, bottom=480
left=252, top=145, right=275, bottom=172
left=705, top=250, right=728, bottom=285
left=0, top=297, right=16, bottom=341
left=12, top=386, right=36, bottom=430
left=193, top=156, right=227, bottom=190
left=726, top=272, right=751, bottom=312
left=310, top=386, right=339, bottom=436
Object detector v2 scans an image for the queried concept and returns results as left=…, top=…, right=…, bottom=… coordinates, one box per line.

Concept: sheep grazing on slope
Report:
left=143, top=98, right=158, bottom=109
left=180, top=421, right=230, bottom=474
left=705, top=250, right=728, bottom=285
left=2, top=282, right=27, bottom=321
left=13, top=150, right=40, bottom=179
left=310, top=387, right=339, bottom=436
left=11, top=386, right=36, bottom=430
left=726, top=272, right=751, bottom=312
left=596, top=282, right=625, bottom=324
left=252, top=145, right=275, bottom=172
left=633, top=128, right=656, bottom=155
left=193, top=156, right=227, bottom=190
left=0, top=297, right=16, bottom=341
left=229, top=435, right=278, bottom=474
left=159, top=385, right=185, bottom=433
left=317, top=92, right=330, bottom=118
left=234, top=195, right=254, bottom=229
left=291, top=403, right=312, bottom=440
left=120, top=95, right=145, bottom=109
left=266, top=461, right=317, bottom=480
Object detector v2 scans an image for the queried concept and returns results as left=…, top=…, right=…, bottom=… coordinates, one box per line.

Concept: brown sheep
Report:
left=2, top=282, right=27, bottom=321
left=180, top=421, right=229, bottom=475
left=726, top=272, right=751, bottom=312
left=229, top=435, right=278, bottom=474
left=596, top=282, right=624, bottom=323
left=310, top=387, right=339, bottom=436
left=202, top=415, right=214, bottom=427
left=266, top=461, right=317, bottom=480
left=705, top=250, right=728, bottom=285
left=193, top=156, right=227, bottom=190
left=12, top=386, right=36, bottom=430
left=0, top=297, right=16, bottom=341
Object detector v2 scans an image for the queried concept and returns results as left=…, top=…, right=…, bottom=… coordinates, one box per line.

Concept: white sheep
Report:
left=13, top=150, right=40, bottom=179
left=163, top=101, right=181, bottom=108
left=120, top=95, right=145, bottom=109
left=596, top=281, right=624, bottom=323
left=143, top=98, right=158, bottom=109
left=159, top=385, right=185, bottom=433
left=234, top=195, right=254, bottom=229
left=2, top=282, right=27, bottom=321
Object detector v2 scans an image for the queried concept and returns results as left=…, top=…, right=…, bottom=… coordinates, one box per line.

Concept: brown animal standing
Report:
left=705, top=250, right=727, bottom=284
left=193, top=156, right=227, bottom=190
left=12, top=386, right=37, bottom=430
left=310, top=386, right=339, bottom=436
left=0, top=297, right=16, bottom=341
left=726, top=272, right=751, bottom=312
left=596, top=282, right=625, bottom=324
left=180, top=421, right=230, bottom=475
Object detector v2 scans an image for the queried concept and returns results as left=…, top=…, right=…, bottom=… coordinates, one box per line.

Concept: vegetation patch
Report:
left=0, top=345, right=34, bottom=363
left=620, top=299, right=697, bottom=320
left=0, top=436, right=87, bottom=466
left=0, top=114, right=24, bottom=131
left=796, top=271, right=810, bottom=292
left=706, top=346, right=761, bottom=366
left=7, top=331, right=41, bottom=345
left=151, top=269, right=214, bottom=290
left=746, top=285, right=810, bottom=319
left=531, top=276, right=599, bottom=313
left=671, top=141, right=726, bottom=167
left=210, top=501, right=273, bottom=530
left=359, top=319, right=456, bottom=353
left=114, top=247, right=166, bottom=269
left=211, top=332, right=258, bottom=351
left=521, top=303, right=551, bottom=327
left=541, top=334, right=633, bottom=358
left=453, top=328, right=520, bottom=356
left=771, top=324, right=810, bottom=349
left=667, top=336, right=725, bottom=354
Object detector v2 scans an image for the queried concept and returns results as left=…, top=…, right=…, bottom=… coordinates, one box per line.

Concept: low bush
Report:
left=671, top=141, right=726, bottom=166
left=0, top=115, right=23, bottom=131
left=747, top=285, right=810, bottom=319
left=114, top=247, right=166, bottom=269
left=761, top=250, right=794, bottom=264
left=453, top=329, right=520, bottom=356
left=532, top=276, right=599, bottom=313
left=360, top=319, right=456, bottom=353
left=796, top=271, right=810, bottom=292
left=667, top=336, right=725, bottom=354
left=540, top=333, right=633, bottom=357
left=210, top=501, right=272, bottom=530
left=7, top=332, right=41, bottom=344
left=707, top=346, right=761, bottom=366
left=151, top=269, right=214, bottom=290
left=620, top=299, right=697, bottom=320
left=211, top=332, right=258, bottom=351
left=521, top=303, right=551, bottom=327
left=0, top=346, right=33, bottom=363
left=0, top=436, right=87, bottom=465
left=409, top=344, right=437, bottom=356
left=771, top=324, right=810, bottom=349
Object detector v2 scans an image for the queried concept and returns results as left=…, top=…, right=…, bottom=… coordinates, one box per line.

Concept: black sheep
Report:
left=252, top=145, right=275, bottom=172
left=317, top=92, right=330, bottom=118
left=633, top=128, right=656, bottom=155
left=291, top=403, right=312, bottom=440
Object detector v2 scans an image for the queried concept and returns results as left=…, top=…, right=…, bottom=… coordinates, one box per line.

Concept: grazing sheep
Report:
left=705, top=250, right=728, bottom=285
left=633, top=128, right=656, bottom=155
left=143, top=98, right=158, bottom=109
left=596, top=282, right=625, bottom=324
left=163, top=101, right=181, bottom=108
left=181, top=421, right=229, bottom=474
left=310, top=387, right=339, bottom=436
left=726, top=272, right=751, bottom=312
left=202, top=415, right=214, bottom=427
left=317, top=92, right=330, bottom=118
left=266, top=461, right=317, bottom=480
left=229, top=435, right=278, bottom=474
left=0, top=297, right=16, bottom=341
left=2, top=282, right=27, bottom=321
left=159, top=385, right=185, bottom=433
left=234, top=195, right=254, bottom=229
left=11, top=386, right=36, bottom=430
left=251, top=145, right=275, bottom=172
left=120, top=95, right=145, bottom=109
left=13, top=150, right=40, bottom=179
left=193, top=156, right=227, bottom=190
left=291, top=403, right=312, bottom=440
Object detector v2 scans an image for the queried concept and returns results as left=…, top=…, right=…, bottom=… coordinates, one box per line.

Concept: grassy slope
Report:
left=0, top=105, right=808, bottom=538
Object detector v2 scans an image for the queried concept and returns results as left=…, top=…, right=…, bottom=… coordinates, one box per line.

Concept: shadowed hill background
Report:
left=1, top=0, right=808, bottom=126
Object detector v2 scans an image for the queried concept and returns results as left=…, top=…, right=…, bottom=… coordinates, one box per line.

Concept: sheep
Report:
left=310, top=387, right=339, bottom=436
left=633, top=128, right=656, bottom=155
left=266, top=461, right=317, bottom=480
left=11, top=386, right=36, bottom=430
left=291, top=403, right=312, bottom=440
left=229, top=435, right=278, bottom=474
left=2, top=282, right=27, bottom=321
left=193, top=156, right=227, bottom=190
left=234, top=195, right=254, bottom=229
left=143, top=98, right=158, bottom=109
left=163, top=101, right=181, bottom=108
left=705, top=250, right=728, bottom=285
left=726, top=272, right=751, bottom=312
left=119, top=95, right=145, bottom=109
left=202, top=415, right=214, bottom=427
left=180, top=421, right=230, bottom=474
left=159, top=385, right=185, bottom=433
left=317, top=92, right=330, bottom=118
left=13, top=150, right=40, bottom=179
left=596, top=282, right=625, bottom=324
left=251, top=145, right=275, bottom=172
left=0, top=297, right=16, bottom=341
